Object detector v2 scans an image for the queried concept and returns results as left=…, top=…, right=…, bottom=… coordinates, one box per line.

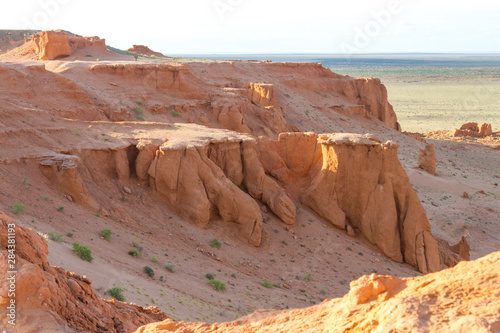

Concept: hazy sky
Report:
left=2, top=0, right=500, bottom=54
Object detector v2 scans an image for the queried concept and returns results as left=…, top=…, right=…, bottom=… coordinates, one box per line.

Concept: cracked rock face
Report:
left=257, top=132, right=440, bottom=273
left=147, top=137, right=296, bottom=246
left=34, top=129, right=442, bottom=272
left=306, top=134, right=439, bottom=273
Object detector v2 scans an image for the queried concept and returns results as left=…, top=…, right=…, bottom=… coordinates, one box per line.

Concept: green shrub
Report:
left=262, top=280, right=274, bottom=288
left=57, top=206, right=64, bottom=212
left=132, top=241, right=143, bottom=252
left=128, top=248, right=141, bottom=257
left=210, top=238, right=222, bottom=249
left=151, top=257, right=159, bottom=263
left=205, top=273, right=214, bottom=280
left=107, top=287, right=125, bottom=301
left=133, top=106, right=144, bottom=121
left=73, top=242, right=93, bottom=262
left=172, top=111, right=180, bottom=117
left=66, top=232, right=74, bottom=237
left=304, top=273, right=312, bottom=281
left=12, top=202, right=25, bottom=215
left=164, top=263, right=176, bottom=273
left=48, top=232, right=63, bottom=242
left=100, top=229, right=112, bottom=241
left=144, top=266, right=154, bottom=277
left=208, top=279, right=226, bottom=291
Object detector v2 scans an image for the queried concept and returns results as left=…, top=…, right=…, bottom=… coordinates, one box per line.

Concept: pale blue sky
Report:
left=2, top=0, right=499, bottom=54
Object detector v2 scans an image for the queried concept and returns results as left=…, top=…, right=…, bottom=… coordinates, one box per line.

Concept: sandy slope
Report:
left=134, top=251, right=500, bottom=332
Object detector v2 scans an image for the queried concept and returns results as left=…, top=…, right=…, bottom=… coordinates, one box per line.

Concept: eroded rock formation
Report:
left=127, top=45, right=165, bottom=57
left=435, top=235, right=471, bottom=268
left=39, top=153, right=100, bottom=211
left=272, top=62, right=400, bottom=130
left=257, top=133, right=441, bottom=273
left=147, top=136, right=296, bottom=246
left=249, top=83, right=279, bottom=109
left=403, top=131, right=427, bottom=143
left=454, top=122, right=493, bottom=137
left=149, top=140, right=263, bottom=246
left=0, top=212, right=167, bottom=333
left=32, top=30, right=106, bottom=60
left=351, top=77, right=400, bottom=131
left=418, top=143, right=437, bottom=174
left=134, top=251, right=500, bottom=332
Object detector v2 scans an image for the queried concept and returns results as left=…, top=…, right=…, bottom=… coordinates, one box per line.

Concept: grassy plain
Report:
left=326, top=55, right=500, bottom=132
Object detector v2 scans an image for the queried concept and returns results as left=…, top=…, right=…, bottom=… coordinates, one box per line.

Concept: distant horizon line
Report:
left=164, top=52, right=500, bottom=56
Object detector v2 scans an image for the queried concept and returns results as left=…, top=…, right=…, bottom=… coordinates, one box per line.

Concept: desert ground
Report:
left=0, top=31, right=498, bottom=332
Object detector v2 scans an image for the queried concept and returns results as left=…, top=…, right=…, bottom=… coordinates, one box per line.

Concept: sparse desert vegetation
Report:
left=107, top=287, right=125, bottom=301
left=100, top=229, right=112, bottom=241
left=72, top=242, right=93, bottom=262
left=144, top=266, right=155, bottom=277
left=12, top=202, right=25, bottom=215
left=208, top=279, right=226, bottom=291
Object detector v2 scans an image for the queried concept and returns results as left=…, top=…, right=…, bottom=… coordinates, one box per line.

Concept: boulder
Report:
left=418, top=143, right=437, bottom=174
